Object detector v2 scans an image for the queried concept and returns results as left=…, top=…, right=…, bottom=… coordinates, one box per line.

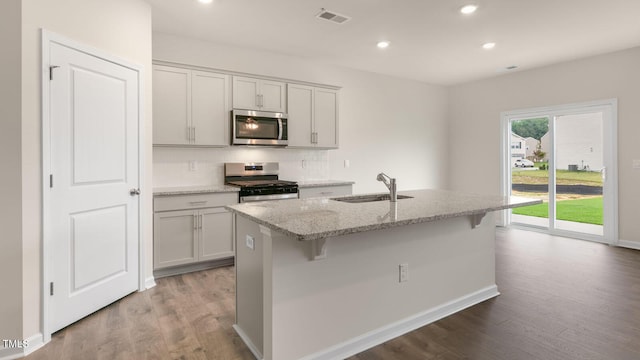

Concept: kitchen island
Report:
left=226, top=189, right=540, bottom=360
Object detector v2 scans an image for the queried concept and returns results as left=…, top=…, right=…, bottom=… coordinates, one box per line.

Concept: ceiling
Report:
left=147, top=0, right=640, bottom=85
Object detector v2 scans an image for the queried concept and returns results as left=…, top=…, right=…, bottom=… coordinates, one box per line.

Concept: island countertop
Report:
left=226, top=189, right=541, bottom=241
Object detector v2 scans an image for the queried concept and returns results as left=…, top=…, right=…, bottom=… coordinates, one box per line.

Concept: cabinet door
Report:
left=192, top=70, right=230, bottom=146
left=153, top=66, right=191, bottom=145
left=154, top=210, right=197, bottom=269
left=232, top=76, right=259, bottom=110
left=199, top=208, right=234, bottom=261
left=314, top=88, right=339, bottom=148
left=260, top=80, right=286, bottom=112
left=286, top=84, right=314, bottom=147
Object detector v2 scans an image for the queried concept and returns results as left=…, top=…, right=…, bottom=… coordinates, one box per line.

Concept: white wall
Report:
left=19, top=0, right=152, bottom=344
left=448, top=46, right=640, bottom=245
left=153, top=33, right=449, bottom=194
left=0, top=0, right=24, bottom=352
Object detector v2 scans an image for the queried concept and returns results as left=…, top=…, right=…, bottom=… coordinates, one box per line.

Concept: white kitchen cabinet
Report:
left=153, top=66, right=190, bottom=145
left=153, top=65, right=230, bottom=146
left=153, top=192, right=237, bottom=271
left=200, top=207, right=234, bottom=261
left=232, top=76, right=286, bottom=112
left=298, top=184, right=352, bottom=199
left=153, top=210, right=198, bottom=269
left=287, top=84, right=339, bottom=148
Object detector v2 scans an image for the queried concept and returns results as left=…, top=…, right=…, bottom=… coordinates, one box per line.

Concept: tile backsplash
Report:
left=153, top=147, right=330, bottom=187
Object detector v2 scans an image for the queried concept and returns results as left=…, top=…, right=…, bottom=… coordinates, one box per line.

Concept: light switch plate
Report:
left=246, top=235, right=255, bottom=250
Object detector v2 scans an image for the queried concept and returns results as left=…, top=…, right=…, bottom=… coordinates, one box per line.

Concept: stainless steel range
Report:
left=225, top=162, right=298, bottom=202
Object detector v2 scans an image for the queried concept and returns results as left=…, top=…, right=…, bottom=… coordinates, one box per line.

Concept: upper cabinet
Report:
left=153, top=65, right=230, bottom=146
left=287, top=84, right=339, bottom=149
left=152, top=63, right=339, bottom=149
left=232, top=76, right=286, bottom=113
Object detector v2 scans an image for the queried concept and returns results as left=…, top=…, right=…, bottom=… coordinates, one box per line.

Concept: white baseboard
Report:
left=233, top=324, right=263, bottom=360
left=300, top=285, right=500, bottom=360
left=0, top=333, right=45, bottom=360
left=617, top=239, right=640, bottom=251
left=144, top=276, right=157, bottom=289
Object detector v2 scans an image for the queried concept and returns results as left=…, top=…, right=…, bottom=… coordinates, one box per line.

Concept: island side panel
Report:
left=270, top=213, right=498, bottom=360
left=234, top=215, right=266, bottom=357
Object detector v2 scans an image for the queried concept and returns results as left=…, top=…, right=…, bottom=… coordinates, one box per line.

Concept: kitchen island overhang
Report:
left=226, top=189, right=540, bottom=360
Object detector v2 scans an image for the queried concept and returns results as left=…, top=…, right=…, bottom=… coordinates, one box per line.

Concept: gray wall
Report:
left=448, top=46, right=640, bottom=245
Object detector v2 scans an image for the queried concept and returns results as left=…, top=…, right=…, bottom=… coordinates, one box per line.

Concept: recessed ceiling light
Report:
left=377, top=41, right=390, bottom=49
left=198, top=0, right=213, bottom=4
left=482, top=42, right=496, bottom=50
left=460, top=4, right=478, bottom=14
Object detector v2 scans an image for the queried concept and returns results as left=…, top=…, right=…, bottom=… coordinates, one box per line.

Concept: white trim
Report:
left=617, top=239, right=640, bottom=251
left=0, top=333, right=45, bottom=360
left=233, top=324, right=264, bottom=360
left=40, top=29, right=146, bottom=343
left=144, top=276, right=157, bottom=290
left=500, top=99, right=618, bottom=245
left=298, top=285, right=499, bottom=360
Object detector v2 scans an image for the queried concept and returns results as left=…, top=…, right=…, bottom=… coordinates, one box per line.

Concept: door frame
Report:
left=499, top=99, right=618, bottom=244
left=41, top=29, right=146, bottom=342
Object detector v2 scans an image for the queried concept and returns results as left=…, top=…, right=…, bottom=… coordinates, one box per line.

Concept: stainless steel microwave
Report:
left=231, top=109, right=288, bottom=146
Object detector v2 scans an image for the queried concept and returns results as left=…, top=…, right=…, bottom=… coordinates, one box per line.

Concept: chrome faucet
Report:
left=376, top=172, right=397, bottom=202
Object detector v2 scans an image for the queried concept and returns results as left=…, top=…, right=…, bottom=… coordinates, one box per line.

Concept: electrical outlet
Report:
left=633, top=159, right=640, bottom=170
left=302, top=160, right=307, bottom=168
left=189, top=161, right=198, bottom=171
left=344, top=160, right=350, bottom=168
left=399, top=263, right=409, bottom=282
left=246, top=235, right=255, bottom=250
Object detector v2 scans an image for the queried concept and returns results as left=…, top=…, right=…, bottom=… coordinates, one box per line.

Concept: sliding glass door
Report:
left=502, top=100, right=617, bottom=244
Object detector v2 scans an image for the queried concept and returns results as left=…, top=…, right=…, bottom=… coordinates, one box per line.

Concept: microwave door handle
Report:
left=278, top=118, right=283, bottom=140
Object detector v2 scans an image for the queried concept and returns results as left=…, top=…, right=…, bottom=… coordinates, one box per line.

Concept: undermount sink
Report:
left=332, top=194, right=413, bottom=203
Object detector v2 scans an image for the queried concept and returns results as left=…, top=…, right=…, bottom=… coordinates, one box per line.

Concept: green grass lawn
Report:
left=512, top=197, right=603, bottom=225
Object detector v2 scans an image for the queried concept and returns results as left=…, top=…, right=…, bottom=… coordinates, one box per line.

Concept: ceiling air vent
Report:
left=316, top=8, right=351, bottom=24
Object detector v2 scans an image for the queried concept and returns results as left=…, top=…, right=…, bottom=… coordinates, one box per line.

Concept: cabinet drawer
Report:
left=299, top=185, right=352, bottom=199
left=154, top=192, right=238, bottom=212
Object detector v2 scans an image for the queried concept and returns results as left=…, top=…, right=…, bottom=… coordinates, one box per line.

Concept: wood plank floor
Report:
left=26, top=228, right=640, bottom=359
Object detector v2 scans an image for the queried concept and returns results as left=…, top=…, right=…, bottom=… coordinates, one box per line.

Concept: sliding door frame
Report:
left=500, top=99, right=618, bottom=245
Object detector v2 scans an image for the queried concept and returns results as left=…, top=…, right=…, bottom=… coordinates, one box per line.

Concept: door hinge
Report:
left=49, top=65, right=60, bottom=80
left=50, top=282, right=54, bottom=296
left=50, top=174, right=53, bottom=188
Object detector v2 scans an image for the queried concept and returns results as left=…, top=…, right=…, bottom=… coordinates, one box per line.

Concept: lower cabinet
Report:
left=298, top=184, right=352, bottom=199
left=153, top=193, right=237, bottom=272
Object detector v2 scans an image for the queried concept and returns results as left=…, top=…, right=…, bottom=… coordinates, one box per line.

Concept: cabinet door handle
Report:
left=189, top=201, right=208, bottom=206
left=315, top=132, right=319, bottom=144
left=192, top=126, right=196, bottom=143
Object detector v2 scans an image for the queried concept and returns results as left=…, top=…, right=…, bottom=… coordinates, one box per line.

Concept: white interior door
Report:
left=48, top=41, right=140, bottom=333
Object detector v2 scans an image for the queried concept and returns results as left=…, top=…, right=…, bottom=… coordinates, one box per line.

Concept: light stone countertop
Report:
left=153, top=185, right=240, bottom=196
left=296, top=180, right=355, bottom=188
left=226, top=189, right=541, bottom=241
